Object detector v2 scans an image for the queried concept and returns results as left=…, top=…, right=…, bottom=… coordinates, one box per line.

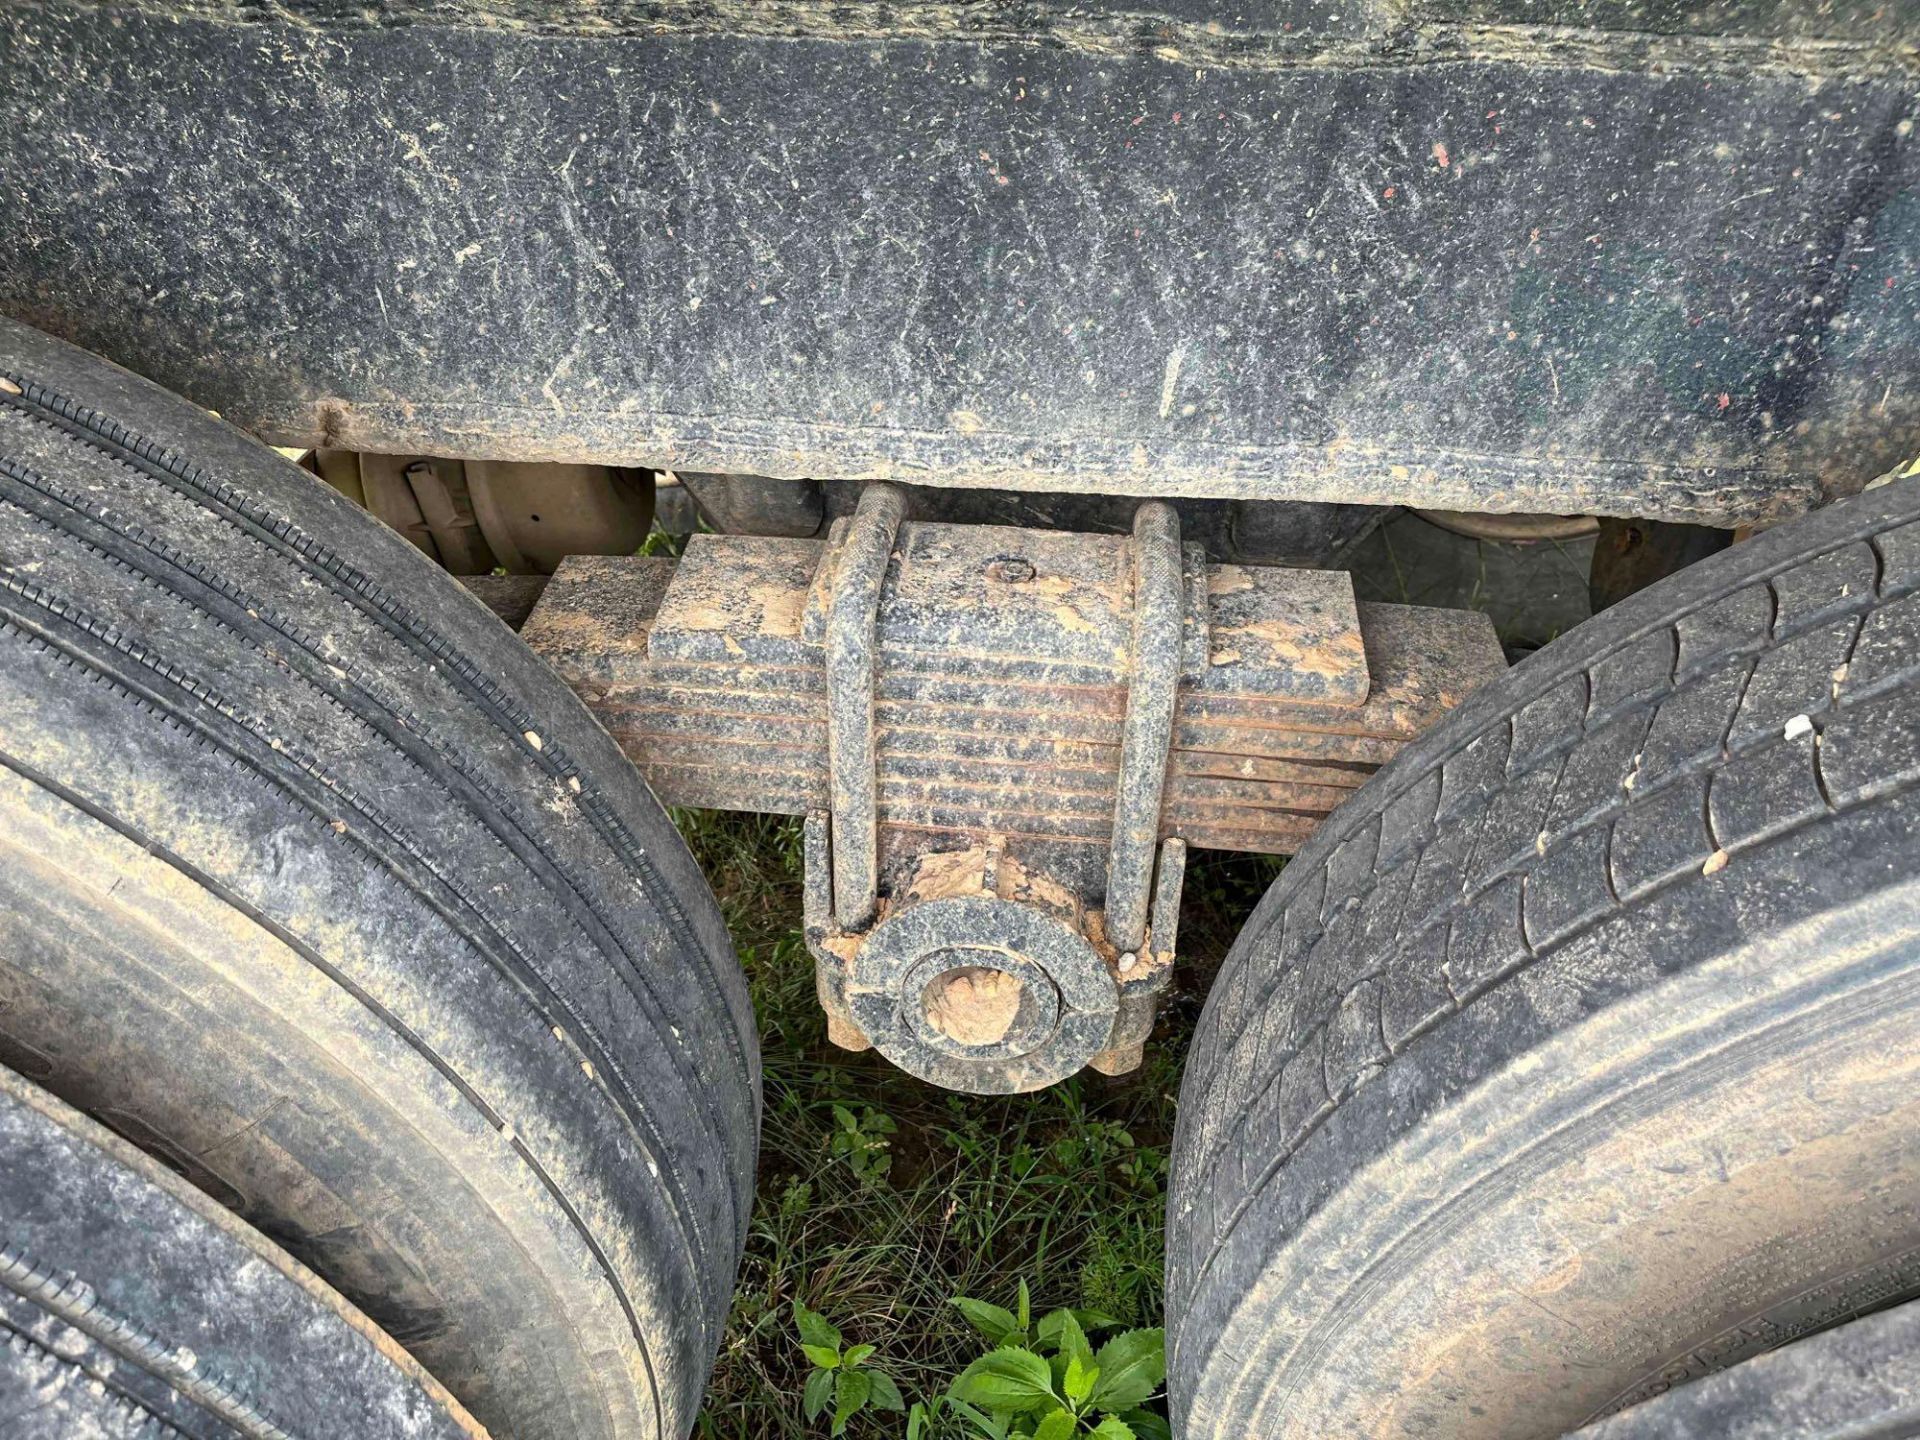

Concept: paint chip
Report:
left=1784, top=713, right=1814, bottom=741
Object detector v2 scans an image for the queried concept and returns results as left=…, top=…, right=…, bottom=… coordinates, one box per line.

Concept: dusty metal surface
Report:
left=316, top=451, right=653, bottom=575
left=524, top=533, right=1493, bottom=853
left=793, top=823, right=1190, bottom=1092
left=3, top=2, right=1917, bottom=524
left=824, top=484, right=908, bottom=927
left=804, top=499, right=1197, bottom=1091
left=815, top=837, right=1124, bottom=1092
left=1104, top=501, right=1185, bottom=955
left=521, top=508, right=1501, bottom=1089
left=677, top=472, right=826, bottom=540
left=678, top=475, right=1391, bottom=570
left=1094, top=835, right=1186, bottom=1077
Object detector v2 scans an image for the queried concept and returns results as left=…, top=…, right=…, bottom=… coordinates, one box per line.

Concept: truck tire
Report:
left=0, top=319, right=758, bottom=1440
left=1569, top=1296, right=1920, bottom=1440
left=1168, top=482, right=1920, bottom=1438
left=0, top=1060, right=481, bottom=1440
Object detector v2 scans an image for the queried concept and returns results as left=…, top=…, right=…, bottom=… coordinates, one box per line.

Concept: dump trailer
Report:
left=1, top=1, right=1918, bottom=1436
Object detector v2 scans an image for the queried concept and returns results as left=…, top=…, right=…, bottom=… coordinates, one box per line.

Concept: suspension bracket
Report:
left=799, top=487, right=1198, bottom=1090
left=520, top=487, right=1504, bottom=1092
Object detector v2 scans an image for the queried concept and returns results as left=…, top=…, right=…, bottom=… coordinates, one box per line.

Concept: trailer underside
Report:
left=4, top=0, right=1918, bottom=524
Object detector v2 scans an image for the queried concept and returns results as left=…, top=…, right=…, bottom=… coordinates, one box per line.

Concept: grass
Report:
left=680, top=806, right=1281, bottom=1437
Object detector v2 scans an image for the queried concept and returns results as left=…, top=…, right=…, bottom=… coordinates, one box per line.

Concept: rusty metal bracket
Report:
left=824, top=483, right=907, bottom=928
left=519, top=500, right=1506, bottom=1093
left=1094, top=837, right=1187, bottom=1077
left=1105, top=501, right=1185, bottom=958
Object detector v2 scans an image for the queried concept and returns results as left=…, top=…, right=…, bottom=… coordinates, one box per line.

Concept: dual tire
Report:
left=0, top=318, right=757, bottom=1440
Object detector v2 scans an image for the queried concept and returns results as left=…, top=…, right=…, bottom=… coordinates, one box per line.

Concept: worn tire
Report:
left=1569, top=1297, right=1920, bottom=1439
left=0, top=319, right=758, bottom=1440
left=1168, top=483, right=1920, bottom=1437
left=0, top=1060, right=481, bottom=1440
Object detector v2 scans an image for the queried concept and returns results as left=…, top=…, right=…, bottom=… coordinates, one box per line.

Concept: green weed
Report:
left=829, top=1104, right=899, bottom=1185
left=938, top=1279, right=1168, bottom=1440
left=793, top=1300, right=907, bottom=1435
left=791, top=1281, right=1168, bottom=1440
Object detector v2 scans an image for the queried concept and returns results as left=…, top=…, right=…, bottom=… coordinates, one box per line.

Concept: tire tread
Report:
left=1170, top=486, right=1920, bottom=1352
